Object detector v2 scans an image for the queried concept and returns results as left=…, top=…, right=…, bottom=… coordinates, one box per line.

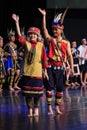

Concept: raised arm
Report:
left=12, top=14, right=21, bottom=36
left=38, top=8, right=51, bottom=40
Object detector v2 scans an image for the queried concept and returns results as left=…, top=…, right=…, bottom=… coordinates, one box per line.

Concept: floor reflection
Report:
left=0, top=87, right=87, bottom=130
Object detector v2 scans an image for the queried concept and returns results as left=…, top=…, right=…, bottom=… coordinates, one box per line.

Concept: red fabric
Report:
left=23, top=86, right=44, bottom=91
left=61, top=41, right=67, bottom=60
left=48, top=38, right=67, bottom=66
left=56, top=92, right=63, bottom=97
left=18, top=35, right=38, bottom=47
left=48, top=38, right=56, bottom=59
left=27, top=27, right=40, bottom=35
left=46, top=91, right=52, bottom=96
left=31, top=41, right=37, bottom=48
left=17, top=35, right=48, bottom=68
left=48, top=61, right=63, bottom=66
left=17, top=35, right=26, bottom=46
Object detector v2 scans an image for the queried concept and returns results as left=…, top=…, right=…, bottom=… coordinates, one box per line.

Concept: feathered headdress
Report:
left=52, top=7, right=68, bottom=30
left=7, top=29, right=15, bottom=38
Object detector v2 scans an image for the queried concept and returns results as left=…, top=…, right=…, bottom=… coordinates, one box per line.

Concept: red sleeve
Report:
left=17, top=35, right=26, bottom=47
left=41, top=45, right=48, bottom=68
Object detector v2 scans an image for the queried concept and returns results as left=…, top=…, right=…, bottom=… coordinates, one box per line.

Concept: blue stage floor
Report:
left=0, top=86, right=87, bottom=130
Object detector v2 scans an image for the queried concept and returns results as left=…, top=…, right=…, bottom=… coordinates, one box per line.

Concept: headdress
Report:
left=27, top=27, right=40, bottom=36
left=7, top=29, right=15, bottom=38
left=21, top=27, right=26, bottom=37
left=52, top=7, right=68, bottom=30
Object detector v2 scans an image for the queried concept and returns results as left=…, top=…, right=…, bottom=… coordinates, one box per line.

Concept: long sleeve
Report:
left=17, top=35, right=26, bottom=47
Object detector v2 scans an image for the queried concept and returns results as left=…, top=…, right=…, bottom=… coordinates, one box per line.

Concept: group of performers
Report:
left=0, top=8, right=74, bottom=117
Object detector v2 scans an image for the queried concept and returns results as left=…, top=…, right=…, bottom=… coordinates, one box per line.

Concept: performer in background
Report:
left=38, top=8, right=74, bottom=115
left=4, top=30, right=21, bottom=91
left=17, top=46, right=24, bottom=77
left=12, top=14, right=48, bottom=117
left=0, top=36, right=9, bottom=92
left=77, top=38, right=87, bottom=86
left=70, top=41, right=80, bottom=89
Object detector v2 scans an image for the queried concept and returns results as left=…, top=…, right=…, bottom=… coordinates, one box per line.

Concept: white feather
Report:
left=53, top=13, right=62, bottom=23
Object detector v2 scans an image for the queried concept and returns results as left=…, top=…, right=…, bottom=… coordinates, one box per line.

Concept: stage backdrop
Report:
left=47, top=0, right=87, bottom=9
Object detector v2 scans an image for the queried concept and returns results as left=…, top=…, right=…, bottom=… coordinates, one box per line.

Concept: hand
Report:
left=12, top=14, right=19, bottom=22
left=70, top=68, right=74, bottom=76
left=19, top=52, right=24, bottom=57
left=43, top=69, right=49, bottom=80
left=44, top=71, right=49, bottom=80
left=38, top=8, right=46, bottom=16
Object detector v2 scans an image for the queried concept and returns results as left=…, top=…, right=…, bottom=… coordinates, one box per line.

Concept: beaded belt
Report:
left=51, top=66, right=64, bottom=70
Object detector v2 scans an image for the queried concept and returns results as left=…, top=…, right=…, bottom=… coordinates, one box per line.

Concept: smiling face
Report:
left=27, top=32, right=38, bottom=42
left=52, top=26, right=63, bottom=38
left=27, top=27, right=40, bottom=42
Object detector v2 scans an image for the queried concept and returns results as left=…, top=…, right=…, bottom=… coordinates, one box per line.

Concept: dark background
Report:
left=0, top=0, right=87, bottom=45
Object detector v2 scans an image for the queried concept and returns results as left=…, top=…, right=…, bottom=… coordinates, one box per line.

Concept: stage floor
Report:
left=0, top=86, right=87, bottom=130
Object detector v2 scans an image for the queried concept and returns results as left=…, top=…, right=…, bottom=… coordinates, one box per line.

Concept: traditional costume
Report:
left=0, top=36, right=9, bottom=91
left=17, top=27, right=48, bottom=116
left=43, top=8, right=69, bottom=114
left=4, top=30, right=20, bottom=91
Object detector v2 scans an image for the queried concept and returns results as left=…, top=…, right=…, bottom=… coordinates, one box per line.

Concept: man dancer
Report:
left=38, top=8, right=74, bottom=114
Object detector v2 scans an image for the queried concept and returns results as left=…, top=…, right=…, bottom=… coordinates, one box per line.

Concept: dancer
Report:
left=12, top=13, right=48, bottom=117
left=38, top=8, right=74, bottom=114
left=0, top=36, right=9, bottom=92
left=4, top=30, right=21, bottom=91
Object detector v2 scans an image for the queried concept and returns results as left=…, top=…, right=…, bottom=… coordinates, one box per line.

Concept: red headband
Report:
left=27, top=27, right=40, bottom=35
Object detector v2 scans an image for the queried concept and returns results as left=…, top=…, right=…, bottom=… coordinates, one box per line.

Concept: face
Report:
left=81, top=39, right=87, bottom=45
left=27, top=32, right=38, bottom=42
left=9, top=34, right=15, bottom=42
left=52, top=26, right=63, bottom=37
left=72, top=41, right=77, bottom=48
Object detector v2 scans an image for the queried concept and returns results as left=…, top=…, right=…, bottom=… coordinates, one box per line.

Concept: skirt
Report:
left=19, top=75, right=44, bottom=98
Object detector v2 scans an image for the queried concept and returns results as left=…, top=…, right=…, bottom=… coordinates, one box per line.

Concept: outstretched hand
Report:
left=38, top=8, right=46, bottom=16
left=12, top=14, right=19, bottom=22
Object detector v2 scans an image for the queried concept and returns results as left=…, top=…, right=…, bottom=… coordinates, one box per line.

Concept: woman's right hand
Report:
left=12, top=14, right=19, bottom=22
